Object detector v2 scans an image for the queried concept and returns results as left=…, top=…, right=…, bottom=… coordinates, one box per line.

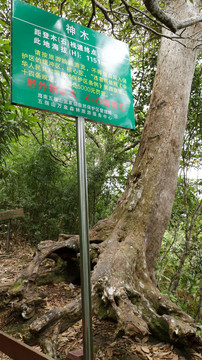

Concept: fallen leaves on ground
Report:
left=0, top=239, right=201, bottom=360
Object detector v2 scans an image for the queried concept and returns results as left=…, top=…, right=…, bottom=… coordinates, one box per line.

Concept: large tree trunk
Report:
left=89, top=0, right=201, bottom=343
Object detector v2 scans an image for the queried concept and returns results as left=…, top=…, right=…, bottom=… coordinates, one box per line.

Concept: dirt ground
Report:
left=0, top=238, right=201, bottom=360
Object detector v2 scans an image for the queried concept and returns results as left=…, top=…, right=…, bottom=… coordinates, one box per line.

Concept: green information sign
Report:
left=11, top=0, right=135, bottom=129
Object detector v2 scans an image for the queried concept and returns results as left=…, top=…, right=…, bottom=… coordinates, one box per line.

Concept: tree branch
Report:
left=48, top=149, right=69, bottom=167
left=120, top=0, right=188, bottom=45
left=143, top=0, right=178, bottom=33
left=30, top=129, right=42, bottom=146
left=59, top=0, right=67, bottom=17
left=177, top=15, right=202, bottom=30
left=85, top=127, right=103, bottom=151
left=29, top=126, right=69, bottom=168
left=120, top=0, right=163, bottom=37
left=93, top=0, right=115, bottom=29
left=143, top=0, right=202, bottom=33
left=119, top=140, right=140, bottom=155
left=88, top=0, right=96, bottom=28
left=90, top=0, right=197, bottom=45
left=189, top=199, right=202, bottom=237
left=37, top=121, right=45, bottom=145
left=128, top=3, right=168, bottom=31
left=56, top=114, right=76, bottom=124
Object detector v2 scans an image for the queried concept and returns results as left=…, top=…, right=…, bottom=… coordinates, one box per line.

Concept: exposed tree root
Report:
left=1, top=234, right=201, bottom=358
left=25, top=297, right=82, bottom=359
left=0, top=235, right=100, bottom=320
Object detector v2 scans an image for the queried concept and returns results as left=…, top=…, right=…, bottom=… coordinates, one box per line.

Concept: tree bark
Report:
left=89, top=0, right=201, bottom=343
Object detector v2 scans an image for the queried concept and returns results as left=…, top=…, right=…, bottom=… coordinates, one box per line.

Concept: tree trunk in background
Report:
left=196, top=278, right=202, bottom=323
left=89, top=0, right=201, bottom=342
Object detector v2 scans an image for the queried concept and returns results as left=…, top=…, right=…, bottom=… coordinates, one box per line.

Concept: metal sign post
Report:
left=0, top=208, right=24, bottom=252
left=76, top=117, right=94, bottom=360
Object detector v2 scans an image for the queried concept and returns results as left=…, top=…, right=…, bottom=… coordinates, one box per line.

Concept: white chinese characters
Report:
left=80, top=30, right=89, bottom=41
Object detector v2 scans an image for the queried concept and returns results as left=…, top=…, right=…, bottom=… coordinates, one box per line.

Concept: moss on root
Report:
left=36, top=257, right=80, bottom=286
left=149, top=316, right=170, bottom=341
left=3, top=315, right=33, bottom=339
left=97, top=299, right=117, bottom=322
left=7, top=279, right=28, bottom=298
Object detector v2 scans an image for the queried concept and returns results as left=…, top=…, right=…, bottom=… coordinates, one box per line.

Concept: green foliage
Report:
left=182, top=60, right=201, bottom=173
left=131, top=36, right=159, bottom=137
left=85, top=122, right=137, bottom=226
left=0, top=142, right=66, bottom=241
left=0, top=23, right=19, bottom=158
left=0, top=2, right=40, bottom=161
left=156, top=177, right=201, bottom=320
left=0, top=119, right=136, bottom=241
left=156, top=227, right=201, bottom=319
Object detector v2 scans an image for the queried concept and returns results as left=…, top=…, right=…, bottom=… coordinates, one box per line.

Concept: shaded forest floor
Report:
left=0, top=238, right=201, bottom=360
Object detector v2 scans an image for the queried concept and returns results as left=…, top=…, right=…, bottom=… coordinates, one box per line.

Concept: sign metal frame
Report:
left=11, top=0, right=135, bottom=130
